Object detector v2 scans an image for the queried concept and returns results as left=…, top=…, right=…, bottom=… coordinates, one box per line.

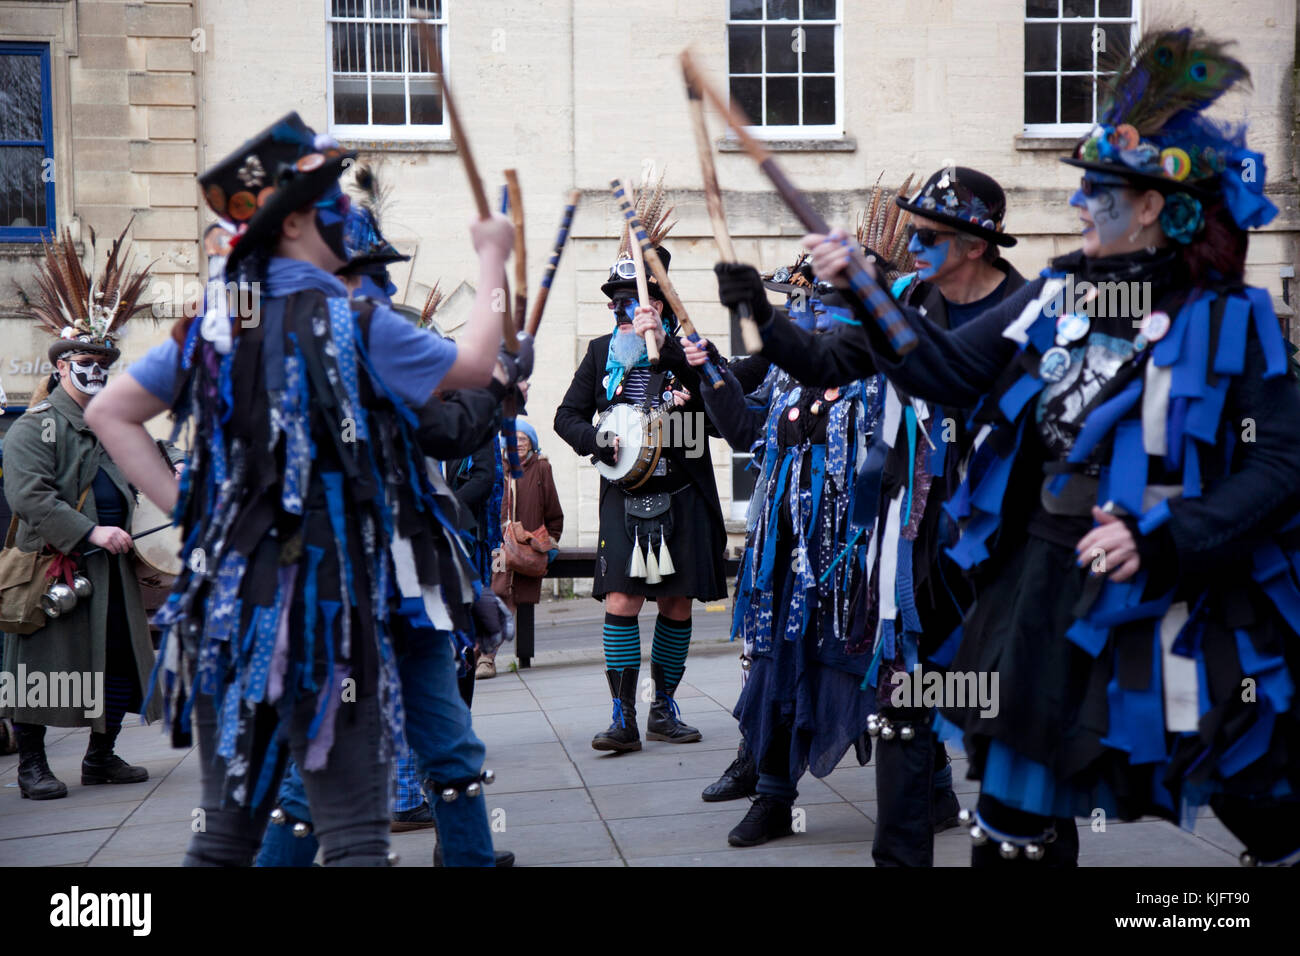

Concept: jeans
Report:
left=397, top=629, right=495, bottom=866
left=183, top=689, right=391, bottom=866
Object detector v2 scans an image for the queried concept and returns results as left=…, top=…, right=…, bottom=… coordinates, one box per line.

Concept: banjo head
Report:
left=593, top=404, right=648, bottom=482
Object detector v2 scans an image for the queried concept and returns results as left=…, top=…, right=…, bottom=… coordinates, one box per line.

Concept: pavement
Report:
left=0, top=627, right=1249, bottom=867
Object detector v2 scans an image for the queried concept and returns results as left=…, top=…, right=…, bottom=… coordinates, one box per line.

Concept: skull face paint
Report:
left=68, top=360, right=109, bottom=395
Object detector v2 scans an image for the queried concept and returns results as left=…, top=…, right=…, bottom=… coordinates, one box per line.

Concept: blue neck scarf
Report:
left=266, top=257, right=350, bottom=299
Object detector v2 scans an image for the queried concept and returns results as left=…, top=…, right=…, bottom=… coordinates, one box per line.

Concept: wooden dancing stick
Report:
left=413, top=9, right=518, bottom=352
left=504, top=169, right=527, bottom=331
left=681, top=59, right=763, bottom=355
left=612, top=179, right=724, bottom=390
left=679, top=49, right=918, bottom=356
left=525, top=189, right=580, bottom=337
left=621, top=194, right=660, bottom=365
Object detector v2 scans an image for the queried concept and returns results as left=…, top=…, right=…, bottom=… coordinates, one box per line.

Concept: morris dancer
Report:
left=554, top=178, right=727, bottom=752
left=764, top=31, right=1300, bottom=866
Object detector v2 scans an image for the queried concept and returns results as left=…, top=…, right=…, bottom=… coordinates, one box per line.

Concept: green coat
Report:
left=1, top=386, right=164, bottom=730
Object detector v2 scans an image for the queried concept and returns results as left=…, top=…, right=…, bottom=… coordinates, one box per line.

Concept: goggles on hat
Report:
left=608, top=257, right=638, bottom=282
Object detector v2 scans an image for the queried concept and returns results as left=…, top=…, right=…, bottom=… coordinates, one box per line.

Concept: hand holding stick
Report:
left=625, top=216, right=660, bottom=365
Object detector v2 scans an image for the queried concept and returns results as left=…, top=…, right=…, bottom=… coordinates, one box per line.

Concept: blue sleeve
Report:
left=127, top=338, right=180, bottom=403
left=366, top=306, right=459, bottom=408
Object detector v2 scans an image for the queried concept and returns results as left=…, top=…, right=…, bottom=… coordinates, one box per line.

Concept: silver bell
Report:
left=387, top=851, right=400, bottom=866
left=898, top=724, right=915, bottom=742
left=740, top=655, right=752, bottom=672
left=880, top=722, right=896, bottom=741
left=441, top=787, right=459, bottom=803
left=866, top=715, right=881, bottom=737
left=71, top=573, right=93, bottom=599
left=269, top=807, right=287, bottom=826
left=1024, top=843, right=1045, bottom=861
left=481, top=769, right=495, bottom=785
left=969, top=826, right=988, bottom=846
left=1239, top=851, right=1258, bottom=867
left=465, top=782, right=482, bottom=799
left=292, top=821, right=311, bottom=838
left=957, top=808, right=973, bottom=827
left=41, top=581, right=77, bottom=617
left=998, top=841, right=1020, bottom=860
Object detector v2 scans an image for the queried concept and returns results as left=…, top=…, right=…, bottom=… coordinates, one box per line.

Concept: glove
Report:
left=592, top=429, right=618, bottom=466
left=495, top=331, right=535, bottom=389
left=714, top=262, right=773, bottom=326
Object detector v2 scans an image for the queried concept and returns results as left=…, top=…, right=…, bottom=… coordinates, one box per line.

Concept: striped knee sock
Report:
left=651, top=614, right=692, bottom=697
left=602, top=612, right=641, bottom=675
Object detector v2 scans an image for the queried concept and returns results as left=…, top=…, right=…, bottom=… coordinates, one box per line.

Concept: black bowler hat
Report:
left=895, top=167, right=1017, bottom=248
left=199, top=112, right=357, bottom=269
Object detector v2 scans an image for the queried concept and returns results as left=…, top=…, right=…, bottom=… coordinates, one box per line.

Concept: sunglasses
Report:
left=906, top=224, right=959, bottom=246
left=67, top=357, right=114, bottom=370
left=607, top=297, right=638, bottom=319
left=1079, top=175, right=1133, bottom=197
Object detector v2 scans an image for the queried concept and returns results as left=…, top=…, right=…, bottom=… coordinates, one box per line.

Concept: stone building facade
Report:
left=2, top=0, right=1297, bottom=553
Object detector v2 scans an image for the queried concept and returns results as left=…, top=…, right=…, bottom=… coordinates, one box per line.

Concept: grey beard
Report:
left=610, top=326, right=647, bottom=370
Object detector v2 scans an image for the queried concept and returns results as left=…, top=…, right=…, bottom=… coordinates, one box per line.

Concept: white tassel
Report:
left=644, top=545, right=661, bottom=585
left=657, top=533, right=675, bottom=576
left=629, top=529, right=647, bottom=578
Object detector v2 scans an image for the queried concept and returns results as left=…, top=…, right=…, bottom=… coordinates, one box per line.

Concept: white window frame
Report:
left=1022, top=0, right=1140, bottom=137
left=326, top=0, right=450, bottom=141
left=726, top=0, right=844, bottom=139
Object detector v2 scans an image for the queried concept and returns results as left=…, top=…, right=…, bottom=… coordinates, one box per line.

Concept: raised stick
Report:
left=679, top=49, right=918, bottom=356
left=525, top=189, right=579, bottom=337
left=413, top=10, right=518, bottom=352
left=612, top=179, right=724, bottom=390
left=623, top=196, right=660, bottom=365
left=504, top=169, right=527, bottom=331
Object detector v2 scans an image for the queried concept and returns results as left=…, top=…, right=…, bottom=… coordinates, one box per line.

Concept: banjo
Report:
left=593, top=404, right=665, bottom=491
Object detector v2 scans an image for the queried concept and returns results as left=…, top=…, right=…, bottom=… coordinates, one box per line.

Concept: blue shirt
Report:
left=129, top=260, right=457, bottom=409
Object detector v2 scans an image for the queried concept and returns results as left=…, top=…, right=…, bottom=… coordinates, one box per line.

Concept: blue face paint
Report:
left=908, top=231, right=951, bottom=281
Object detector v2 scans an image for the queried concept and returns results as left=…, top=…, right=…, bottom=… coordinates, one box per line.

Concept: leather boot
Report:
left=82, top=729, right=149, bottom=785
left=727, top=794, right=794, bottom=847
left=646, top=661, right=701, bottom=743
left=702, top=737, right=758, bottom=802
left=15, top=723, right=68, bottom=800
left=591, top=667, right=642, bottom=752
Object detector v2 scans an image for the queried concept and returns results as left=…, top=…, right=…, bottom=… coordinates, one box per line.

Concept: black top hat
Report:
left=895, top=167, right=1016, bottom=248
left=199, top=112, right=357, bottom=269
left=600, top=245, right=672, bottom=303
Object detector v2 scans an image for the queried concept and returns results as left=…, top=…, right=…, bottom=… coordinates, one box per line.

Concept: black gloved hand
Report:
left=495, top=331, right=535, bottom=389
left=592, top=429, right=619, bottom=466
left=714, top=262, right=774, bottom=326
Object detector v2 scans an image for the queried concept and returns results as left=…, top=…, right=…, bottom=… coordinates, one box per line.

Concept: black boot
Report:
left=931, top=745, right=962, bottom=832
left=15, top=723, right=68, bottom=800
left=81, top=729, right=148, bottom=785
left=727, top=794, right=794, bottom=847
left=702, top=738, right=758, bottom=802
left=591, top=668, right=641, bottom=752
left=646, top=661, right=701, bottom=743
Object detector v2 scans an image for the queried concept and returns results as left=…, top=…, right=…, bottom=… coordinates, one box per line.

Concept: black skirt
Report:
left=592, top=479, right=727, bottom=602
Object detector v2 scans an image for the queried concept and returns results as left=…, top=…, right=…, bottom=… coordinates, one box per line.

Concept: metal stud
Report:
left=269, top=807, right=287, bottom=826
left=1024, top=843, right=1045, bottom=861
left=1239, top=851, right=1258, bottom=867
left=880, top=722, right=896, bottom=741
left=465, top=782, right=482, bottom=799
left=998, top=841, right=1020, bottom=860
left=292, top=821, right=311, bottom=839
left=441, top=787, right=459, bottom=803
left=969, top=826, right=988, bottom=846
left=866, top=715, right=881, bottom=737
left=482, top=769, right=496, bottom=785
left=387, top=851, right=400, bottom=866
left=899, top=724, right=915, bottom=742
left=957, top=808, right=973, bottom=827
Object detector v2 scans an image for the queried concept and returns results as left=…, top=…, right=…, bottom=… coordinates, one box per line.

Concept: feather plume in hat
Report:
left=418, top=280, right=444, bottom=331
left=616, top=168, right=676, bottom=257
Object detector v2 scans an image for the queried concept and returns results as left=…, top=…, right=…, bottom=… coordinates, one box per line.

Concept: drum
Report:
left=593, top=403, right=664, bottom=491
left=132, top=496, right=182, bottom=612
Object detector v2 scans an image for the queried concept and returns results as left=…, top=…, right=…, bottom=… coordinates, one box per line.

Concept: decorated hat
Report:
left=1061, top=29, right=1276, bottom=234
left=24, top=220, right=154, bottom=365
left=337, top=164, right=411, bottom=278
left=199, top=112, right=357, bottom=269
left=895, top=167, right=1016, bottom=248
left=601, top=172, right=676, bottom=304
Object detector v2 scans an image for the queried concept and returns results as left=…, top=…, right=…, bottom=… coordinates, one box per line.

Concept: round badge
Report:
left=1141, top=310, right=1172, bottom=343
left=615, top=385, right=623, bottom=396
left=296, top=152, right=326, bottom=173
left=1055, top=312, right=1091, bottom=344
left=601, top=374, right=611, bottom=389
left=257, top=186, right=276, bottom=208
left=788, top=407, right=800, bottom=422
left=1133, top=334, right=1149, bottom=352
left=228, top=191, right=257, bottom=221
left=204, top=184, right=227, bottom=216
left=1112, top=124, right=1141, bottom=151
left=1038, top=346, right=1073, bottom=384
left=1160, top=147, right=1192, bottom=181
left=786, top=386, right=802, bottom=406
left=661, top=390, right=674, bottom=405
left=823, top=388, right=840, bottom=402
